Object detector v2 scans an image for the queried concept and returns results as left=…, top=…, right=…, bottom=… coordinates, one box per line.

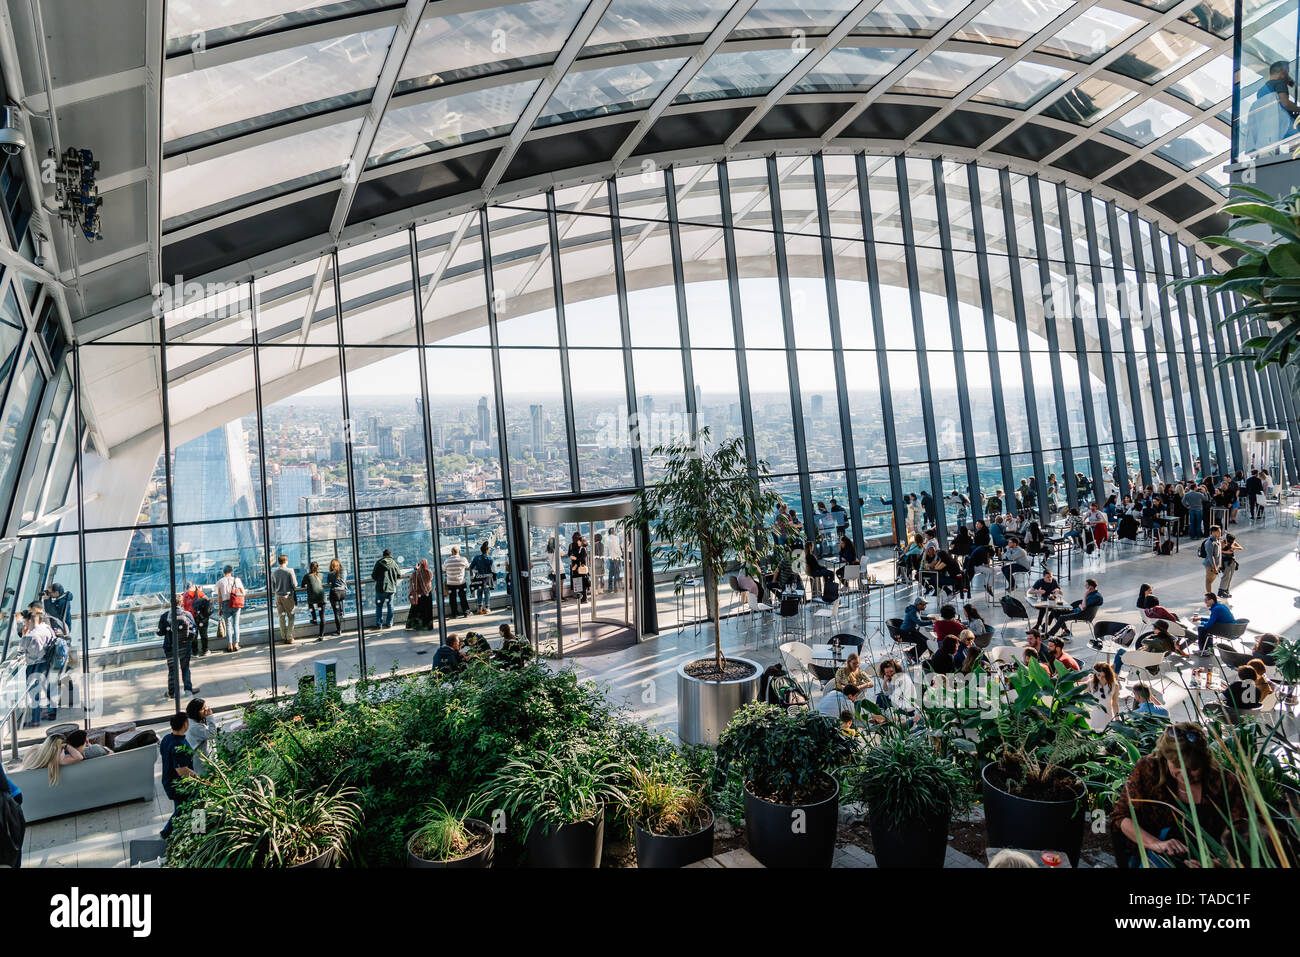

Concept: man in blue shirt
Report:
left=1126, top=683, right=1168, bottom=718
left=431, top=634, right=466, bottom=674
left=160, top=712, right=196, bottom=840
left=899, top=597, right=929, bottom=662
left=1195, top=593, right=1237, bottom=655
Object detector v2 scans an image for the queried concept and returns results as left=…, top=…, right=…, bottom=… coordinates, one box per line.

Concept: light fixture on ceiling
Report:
left=50, top=146, right=103, bottom=241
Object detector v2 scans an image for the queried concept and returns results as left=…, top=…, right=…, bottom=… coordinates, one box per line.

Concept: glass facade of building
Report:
left=3, top=152, right=1298, bottom=729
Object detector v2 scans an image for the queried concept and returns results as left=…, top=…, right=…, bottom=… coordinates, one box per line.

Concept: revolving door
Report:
left=515, top=495, right=644, bottom=655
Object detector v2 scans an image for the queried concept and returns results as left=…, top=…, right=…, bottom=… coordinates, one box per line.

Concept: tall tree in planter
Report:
left=624, top=427, right=779, bottom=674
left=1172, top=185, right=1300, bottom=384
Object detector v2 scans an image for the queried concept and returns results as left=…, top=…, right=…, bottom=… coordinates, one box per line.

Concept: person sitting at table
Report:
left=1126, top=683, right=1168, bottom=718
left=934, top=604, right=964, bottom=643
left=1044, top=578, right=1103, bottom=640
left=901, top=534, right=925, bottom=581
left=1136, top=583, right=1159, bottom=610
left=1141, top=497, right=1168, bottom=552
left=966, top=540, right=995, bottom=600
left=954, top=629, right=983, bottom=674
left=1027, top=568, right=1064, bottom=628
left=1001, top=538, right=1031, bottom=589
left=869, top=659, right=917, bottom=723
left=989, top=517, right=1008, bottom=552
left=736, top=566, right=767, bottom=605
left=1194, top=592, right=1236, bottom=655
left=837, top=709, right=863, bottom=744
left=927, top=636, right=958, bottom=675
left=950, top=525, right=973, bottom=559
left=1252, top=633, right=1279, bottom=663
left=1247, top=659, right=1274, bottom=702
left=817, top=682, right=862, bottom=719
left=962, top=603, right=991, bottom=640
left=972, top=519, right=991, bottom=551
left=1022, top=520, right=1047, bottom=556
left=833, top=652, right=873, bottom=692
left=1210, top=666, right=1265, bottom=722
left=1110, top=723, right=1246, bottom=868
left=805, top=547, right=835, bottom=596
left=1024, top=628, right=1053, bottom=665
left=1116, top=500, right=1140, bottom=542
left=1062, top=508, right=1085, bottom=549
left=1088, top=662, right=1120, bottom=731
left=1046, top=636, right=1081, bottom=673
left=1115, top=620, right=1187, bottom=676
left=836, top=536, right=857, bottom=581
left=900, top=597, right=930, bottom=661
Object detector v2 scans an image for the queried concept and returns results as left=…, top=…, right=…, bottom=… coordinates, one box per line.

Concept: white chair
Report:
left=811, top=597, right=839, bottom=639
left=744, top=590, right=774, bottom=638
left=780, top=641, right=818, bottom=705
left=1120, top=650, right=1169, bottom=693
left=987, top=646, right=1022, bottom=669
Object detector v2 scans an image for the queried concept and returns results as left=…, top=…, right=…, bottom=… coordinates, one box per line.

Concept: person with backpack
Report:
left=1199, top=525, right=1223, bottom=595
left=158, top=595, right=199, bottom=699
left=469, top=542, right=495, bottom=615
left=186, top=584, right=213, bottom=656
left=19, top=606, right=55, bottom=726
left=325, top=558, right=347, bottom=637
left=214, top=565, right=245, bottom=652
left=372, top=549, right=401, bottom=628
left=160, top=712, right=197, bottom=841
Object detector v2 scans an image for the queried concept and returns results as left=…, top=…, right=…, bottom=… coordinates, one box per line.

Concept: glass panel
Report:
left=165, top=1, right=397, bottom=50
left=745, top=350, right=798, bottom=473
left=889, top=51, right=1000, bottom=97
left=953, top=0, right=1075, bottom=47
left=853, top=0, right=966, bottom=37
left=344, top=347, right=430, bottom=503
left=1235, top=0, right=1300, bottom=160
left=632, top=348, right=688, bottom=481
left=732, top=0, right=862, bottom=38
left=537, top=58, right=687, bottom=127
left=585, top=0, right=728, bottom=55
left=796, top=351, right=844, bottom=470
left=425, top=347, right=503, bottom=502
left=691, top=349, right=744, bottom=445
left=398, top=0, right=586, bottom=91
left=417, top=215, right=492, bottom=347
left=1038, top=5, right=1141, bottom=62
left=162, top=117, right=363, bottom=225
left=734, top=229, right=785, bottom=348
left=368, top=80, right=539, bottom=167
left=498, top=348, right=572, bottom=494
left=1156, top=126, right=1231, bottom=168
left=1168, top=55, right=1232, bottom=109
left=791, top=46, right=908, bottom=93
left=1105, top=99, right=1191, bottom=147
left=339, top=231, right=417, bottom=346
left=570, top=348, right=636, bottom=490
left=675, top=48, right=811, bottom=103
left=163, top=27, right=393, bottom=149
left=1111, top=30, right=1209, bottom=84
left=259, top=346, right=351, bottom=509
left=0, top=351, right=44, bottom=510
left=1043, top=77, right=1135, bottom=125
left=972, top=61, right=1071, bottom=109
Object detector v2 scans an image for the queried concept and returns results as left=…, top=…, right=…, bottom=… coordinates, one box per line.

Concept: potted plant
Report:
left=167, top=758, right=363, bottom=868
left=849, top=726, right=971, bottom=868
left=624, top=426, right=779, bottom=745
left=406, top=799, right=494, bottom=868
left=960, top=658, right=1095, bottom=866
left=484, top=744, right=627, bottom=868
left=1272, top=637, right=1300, bottom=703
left=717, top=703, right=855, bottom=868
left=625, top=760, right=715, bottom=868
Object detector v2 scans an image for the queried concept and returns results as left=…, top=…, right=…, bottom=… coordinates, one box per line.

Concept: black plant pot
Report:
left=634, top=808, right=715, bottom=868
left=526, top=811, right=605, bottom=868
left=743, top=774, right=839, bottom=868
left=407, top=820, right=494, bottom=868
left=868, top=808, right=949, bottom=868
left=287, top=846, right=337, bottom=869
left=982, top=763, right=1085, bottom=867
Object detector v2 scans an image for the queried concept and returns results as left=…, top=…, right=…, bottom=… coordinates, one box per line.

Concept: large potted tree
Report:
left=848, top=723, right=971, bottom=868
left=484, top=744, right=627, bottom=868
left=960, top=657, right=1095, bottom=866
left=624, top=426, right=779, bottom=745
left=717, top=703, right=855, bottom=868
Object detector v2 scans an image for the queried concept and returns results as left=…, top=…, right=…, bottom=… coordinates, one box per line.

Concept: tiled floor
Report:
left=14, top=518, right=1300, bottom=867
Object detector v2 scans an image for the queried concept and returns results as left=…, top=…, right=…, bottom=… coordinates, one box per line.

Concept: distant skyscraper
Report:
left=811, top=394, right=824, bottom=417
left=167, top=420, right=258, bottom=558
left=530, top=404, right=545, bottom=452
left=694, top=384, right=703, bottom=412
left=477, top=396, right=491, bottom=443
left=273, top=465, right=314, bottom=547
left=376, top=425, right=396, bottom=459
left=640, top=395, right=654, bottom=427
left=728, top=402, right=741, bottom=426
left=409, top=397, right=426, bottom=460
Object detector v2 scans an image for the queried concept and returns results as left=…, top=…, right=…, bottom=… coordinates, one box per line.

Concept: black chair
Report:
left=1198, top=618, right=1250, bottom=655
left=886, top=618, right=916, bottom=662
left=999, top=596, right=1029, bottom=640
left=1059, top=602, right=1101, bottom=638
left=1093, top=620, right=1136, bottom=647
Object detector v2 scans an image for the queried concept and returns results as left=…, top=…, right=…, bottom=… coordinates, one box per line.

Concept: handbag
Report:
left=216, top=617, right=227, bottom=640
left=229, top=583, right=246, bottom=609
left=577, top=564, right=589, bottom=576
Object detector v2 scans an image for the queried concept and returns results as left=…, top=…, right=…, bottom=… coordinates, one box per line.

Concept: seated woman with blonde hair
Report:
left=833, top=652, right=873, bottom=692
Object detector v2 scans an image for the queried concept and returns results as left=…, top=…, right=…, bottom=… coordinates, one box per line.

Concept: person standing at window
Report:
left=371, top=549, right=401, bottom=629
left=1245, top=61, right=1300, bottom=153
left=442, top=546, right=470, bottom=619
left=214, top=565, right=245, bottom=653
left=409, top=558, right=434, bottom=630
left=469, top=542, right=495, bottom=615
left=325, top=558, right=347, bottom=637
left=270, top=554, right=298, bottom=646
left=304, top=562, right=326, bottom=640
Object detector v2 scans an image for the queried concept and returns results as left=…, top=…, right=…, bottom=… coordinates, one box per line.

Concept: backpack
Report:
left=1197, top=539, right=1208, bottom=559
left=1160, top=541, right=1174, bottom=556
left=45, top=635, right=69, bottom=671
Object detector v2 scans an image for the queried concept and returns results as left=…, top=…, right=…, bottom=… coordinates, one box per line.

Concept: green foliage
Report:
left=166, top=753, right=363, bottom=868
left=482, top=743, right=629, bottom=840
left=1271, top=635, right=1300, bottom=685
left=716, top=703, right=855, bottom=805
left=408, top=798, right=486, bottom=862
left=847, top=726, right=971, bottom=829
left=623, top=759, right=711, bottom=837
left=1172, top=185, right=1300, bottom=373
left=624, top=426, right=780, bottom=667
left=207, top=661, right=635, bottom=865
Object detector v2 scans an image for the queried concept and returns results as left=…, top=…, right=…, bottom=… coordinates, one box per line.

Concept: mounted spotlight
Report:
left=0, top=105, right=27, bottom=156
left=50, top=146, right=103, bottom=241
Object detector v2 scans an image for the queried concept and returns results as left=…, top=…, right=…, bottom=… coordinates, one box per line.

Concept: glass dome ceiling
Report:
left=38, top=0, right=1234, bottom=332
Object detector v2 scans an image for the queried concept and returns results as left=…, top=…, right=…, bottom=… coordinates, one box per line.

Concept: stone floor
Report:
left=13, top=518, right=1300, bottom=867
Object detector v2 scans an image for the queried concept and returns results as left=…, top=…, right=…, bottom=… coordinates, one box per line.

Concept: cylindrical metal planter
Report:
left=677, top=657, right=761, bottom=746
